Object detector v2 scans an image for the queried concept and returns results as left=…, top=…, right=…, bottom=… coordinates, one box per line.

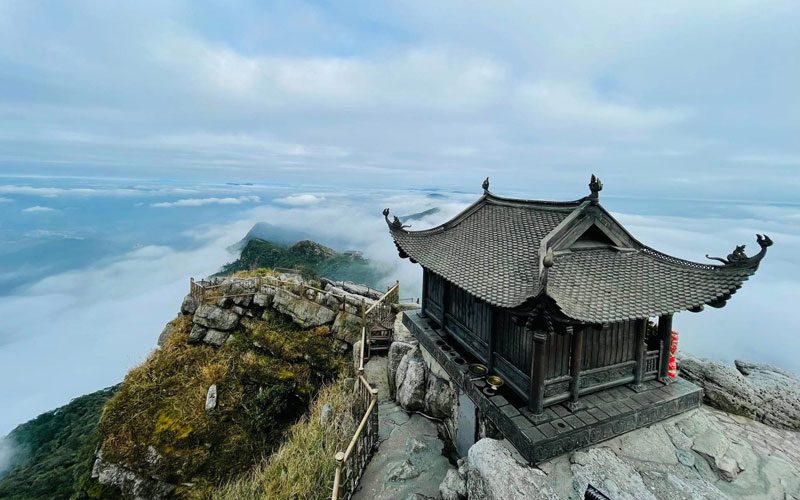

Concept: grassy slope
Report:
left=220, top=239, right=388, bottom=288
left=95, top=308, right=350, bottom=498
left=0, top=386, right=119, bottom=500
left=215, top=378, right=358, bottom=500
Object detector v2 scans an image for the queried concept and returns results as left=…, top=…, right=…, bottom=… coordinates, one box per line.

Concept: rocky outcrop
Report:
left=92, top=455, right=174, bottom=500
left=388, top=341, right=415, bottom=399
left=460, top=406, right=800, bottom=499
left=679, top=353, right=800, bottom=430
left=423, top=371, right=456, bottom=419
left=395, top=347, right=427, bottom=411
left=173, top=274, right=382, bottom=348
left=271, top=288, right=337, bottom=327
left=193, top=304, right=239, bottom=331
left=466, top=439, right=556, bottom=500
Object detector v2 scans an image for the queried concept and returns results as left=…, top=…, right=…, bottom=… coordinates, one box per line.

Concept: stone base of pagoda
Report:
left=403, top=309, right=702, bottom=464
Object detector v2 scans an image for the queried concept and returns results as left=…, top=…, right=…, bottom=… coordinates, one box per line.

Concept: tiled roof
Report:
left=548, top=248, right=758, bottom=323
left=387, top=189, right=769, bottom=323
left=388, top=194, right=581, bottom=308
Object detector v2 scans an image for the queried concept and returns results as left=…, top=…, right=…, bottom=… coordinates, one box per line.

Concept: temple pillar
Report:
left=419, top=270, right=428, bottom=318
left=657, top=314, right=673, bottom=383
left=529, top=330, right=549, bottom=414
left=632, top=318, right=647, bottom=391
left=566, top=326, right=584, bottom=411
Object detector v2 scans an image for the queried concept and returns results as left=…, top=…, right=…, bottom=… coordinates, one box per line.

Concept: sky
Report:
left=0, top=1, right=799, bottom=437
left=0, top=1, right=799, bottom=197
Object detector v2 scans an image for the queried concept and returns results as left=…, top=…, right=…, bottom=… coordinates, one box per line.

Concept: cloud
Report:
left=273, top=194, right=325, bottom=206
left=0, top=185, right=201, bottom=198
left=0, top=197, right=11, bottom=202
left=21, top=206, right=57, bottom=213
left=0, top=219, right=251, bottom=435
left=0, top=437, right=15, bottom=475
left=150, top=195, right=261, bottom=208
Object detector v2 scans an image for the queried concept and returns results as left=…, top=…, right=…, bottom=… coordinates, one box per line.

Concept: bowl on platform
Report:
left=486, top=375, right=504, bottom=391
left=468, top=363, right=488, bottom=377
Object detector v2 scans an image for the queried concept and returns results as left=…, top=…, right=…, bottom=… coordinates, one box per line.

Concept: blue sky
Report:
left=0, top=2, right=799, bottom=435
left=0, top=1, right=799, bottom=199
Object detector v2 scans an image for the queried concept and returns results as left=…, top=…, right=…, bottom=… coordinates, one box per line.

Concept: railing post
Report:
left=632, top=318, right=647, bottom=391
left=332, top=451, right=344, bottom=500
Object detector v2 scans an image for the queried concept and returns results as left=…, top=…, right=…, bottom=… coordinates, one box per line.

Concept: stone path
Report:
left=353, top=356, right=453, bottom=500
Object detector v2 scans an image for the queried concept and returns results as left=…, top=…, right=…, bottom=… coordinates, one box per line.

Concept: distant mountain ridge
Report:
left=221, top=238, right=389, bottom=288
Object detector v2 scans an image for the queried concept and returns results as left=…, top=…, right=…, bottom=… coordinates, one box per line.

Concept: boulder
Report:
left=92, top=456, right=175, bottom=499
left=319, top=403, right=333, bottom=426
left=439, top=467, right=466, bottom=500
left=205, top=385, right=218, bottom=412
left=188, top=325, right=207, bottom=344
left=388, top=341, right=416, bottom=399
left=393, top=314, right=418, bottom=345
left=252, top=291, right=273, bottom=307
left=679, top=353, right=800, bottom=431
left=203, top=329, right=229, bottom=347
left=193, top=304, right=239, bottom=331
left=395, top=347, right=426, bottom=411
left=272, top=288, right=337, bottom=327
left=423, top=372, right=456, bottom=419
left=180, top=294, right=200, bottom=315
left=570, top=448, right=656, bottom=500
left=157, top=321, right=175, bottom=346
left=332, top=311, right=364, bottom=343
left=466, top=439, right=556, bottom=500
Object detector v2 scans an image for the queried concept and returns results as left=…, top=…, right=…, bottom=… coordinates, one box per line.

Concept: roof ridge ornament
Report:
left=382, top=208, right=410, bottom=230
left=482, top=177, right=490, bottom=194
left=705, top=234, right=773, bottom=266
left=589, top=174, right=603, bottom=203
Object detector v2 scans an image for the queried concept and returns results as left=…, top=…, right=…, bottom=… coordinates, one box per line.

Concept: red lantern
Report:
left=668, top=330, right=679, bottom=379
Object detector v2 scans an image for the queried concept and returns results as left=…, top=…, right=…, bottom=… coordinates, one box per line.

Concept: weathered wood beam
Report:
left=657, top=314, right=673, bottom=383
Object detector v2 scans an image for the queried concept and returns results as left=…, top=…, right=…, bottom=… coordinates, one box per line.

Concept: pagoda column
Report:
left=657, top=314, right=673, bottom=383
left=632, top=318, right=647, bottom=391
left=529, top=330, right=549, bottom=414
left=566, top=326, right=585, bottom=411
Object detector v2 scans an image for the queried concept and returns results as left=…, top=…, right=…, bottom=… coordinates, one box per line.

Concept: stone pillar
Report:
left=567, top=326, right=584, bottom=411
left=657, top=314, right=673, bottom=383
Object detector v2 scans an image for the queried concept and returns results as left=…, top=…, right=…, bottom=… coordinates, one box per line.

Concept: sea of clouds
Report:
left=0, top=184, right=798, bottom=437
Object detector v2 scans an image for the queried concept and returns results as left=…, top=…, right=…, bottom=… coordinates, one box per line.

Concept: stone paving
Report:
left=352, top=356, right=453, bottom=500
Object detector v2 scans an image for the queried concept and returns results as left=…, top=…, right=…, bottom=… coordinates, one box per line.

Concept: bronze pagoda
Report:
left=384, top=176, right=771, bottom=462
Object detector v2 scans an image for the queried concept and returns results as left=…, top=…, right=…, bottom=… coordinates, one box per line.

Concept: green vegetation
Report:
left=220, top=239, right=388, bottom=288
left=94, top=310, right=350, bottom=497
left=0, top=386, right=119, bottom=500
left=215, top=378, right=358, bottom=500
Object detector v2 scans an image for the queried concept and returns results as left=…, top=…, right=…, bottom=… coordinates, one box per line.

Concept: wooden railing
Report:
left=331, top=281, right=399, bottom=500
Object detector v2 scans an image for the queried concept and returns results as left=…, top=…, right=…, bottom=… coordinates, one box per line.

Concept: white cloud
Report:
left=273, top=194, right=325, bottom=206
left=21, top=206, right=57, bottom=213
left=150, top=195, right=261, bottom=208
left=0, top=196, right=11, bottom=202
left=728, top=154, right=800, bottom=166
left=0, top=220, right=249, bottom=435
left=516, top=81, right=690, bottom=134
left=0, top=185, right=202, bottom=198
left=0, top=437, right=15, bottom=475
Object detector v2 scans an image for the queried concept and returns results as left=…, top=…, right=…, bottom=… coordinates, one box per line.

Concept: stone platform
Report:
left=403, top=310, right=702, bottom=464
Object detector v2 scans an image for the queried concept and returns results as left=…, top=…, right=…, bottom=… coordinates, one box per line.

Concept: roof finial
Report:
left=589, top=174, right=603, bottom=202
left=482, top=177, right=490, bottom=193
